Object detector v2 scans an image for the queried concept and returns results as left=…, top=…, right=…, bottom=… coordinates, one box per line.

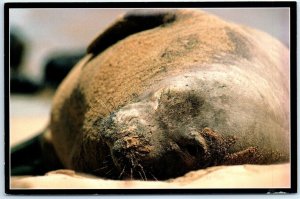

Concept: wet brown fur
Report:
left=49, top=10, right=290, bottom=180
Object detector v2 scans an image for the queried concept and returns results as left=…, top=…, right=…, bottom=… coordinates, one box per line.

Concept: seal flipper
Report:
left=11, top=129, right=63, bottom=176
left=11, top=132, right=45, bottom=175
left=87, top=10, right=176, bottom=56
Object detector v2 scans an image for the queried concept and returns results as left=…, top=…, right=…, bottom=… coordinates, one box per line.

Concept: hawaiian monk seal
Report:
left=49, top=9, right=290, bottom=180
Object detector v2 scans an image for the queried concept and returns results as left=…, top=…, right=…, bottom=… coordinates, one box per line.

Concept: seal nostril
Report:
left=186, top=144, right=202, bottom=157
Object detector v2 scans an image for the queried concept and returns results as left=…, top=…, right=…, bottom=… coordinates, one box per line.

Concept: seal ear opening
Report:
left=87, top=10, right=177, bottom=56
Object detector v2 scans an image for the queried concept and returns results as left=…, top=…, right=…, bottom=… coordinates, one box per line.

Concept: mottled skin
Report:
left=49, top=10, right=290, bottom=180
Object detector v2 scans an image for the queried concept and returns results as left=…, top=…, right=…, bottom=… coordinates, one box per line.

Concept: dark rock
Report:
left=43, top=51, right=85, bottom=88
left=10, top=73, right=41, bottom=94
left=10, top=29, right=41, bottom=94
left=11, top=132, right=63, bottom=176
left=10, top=29, right=26, bottom=71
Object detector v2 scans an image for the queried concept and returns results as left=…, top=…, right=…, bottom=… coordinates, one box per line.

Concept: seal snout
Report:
left=109, top=130, right=212, bottom=180
left=110, top=135, right=156, bottom=180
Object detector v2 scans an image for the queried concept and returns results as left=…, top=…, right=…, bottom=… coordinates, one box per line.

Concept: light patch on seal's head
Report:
left=114, top=97, right=160, bottom=127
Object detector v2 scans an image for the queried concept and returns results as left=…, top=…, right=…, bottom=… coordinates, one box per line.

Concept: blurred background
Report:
left=9, top=8, right=290, bottom=147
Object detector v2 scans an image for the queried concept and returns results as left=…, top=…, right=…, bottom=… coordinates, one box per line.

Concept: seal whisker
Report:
left=130, top=156, right=135, bottom=166
left=149, top=172, right=158, bottom=181
left=105, top=168, right=113, bottom=175
left=138, top=171, right=145, bottom=181
left=138, top=164, right=148, bottom=181
left=130, top=168, right=133, bottom=180
left=102, top=160, right=109, bottom=164
left=118, top=166, right=126, bottom=179
left=93, top=165, right=109, bottom=172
